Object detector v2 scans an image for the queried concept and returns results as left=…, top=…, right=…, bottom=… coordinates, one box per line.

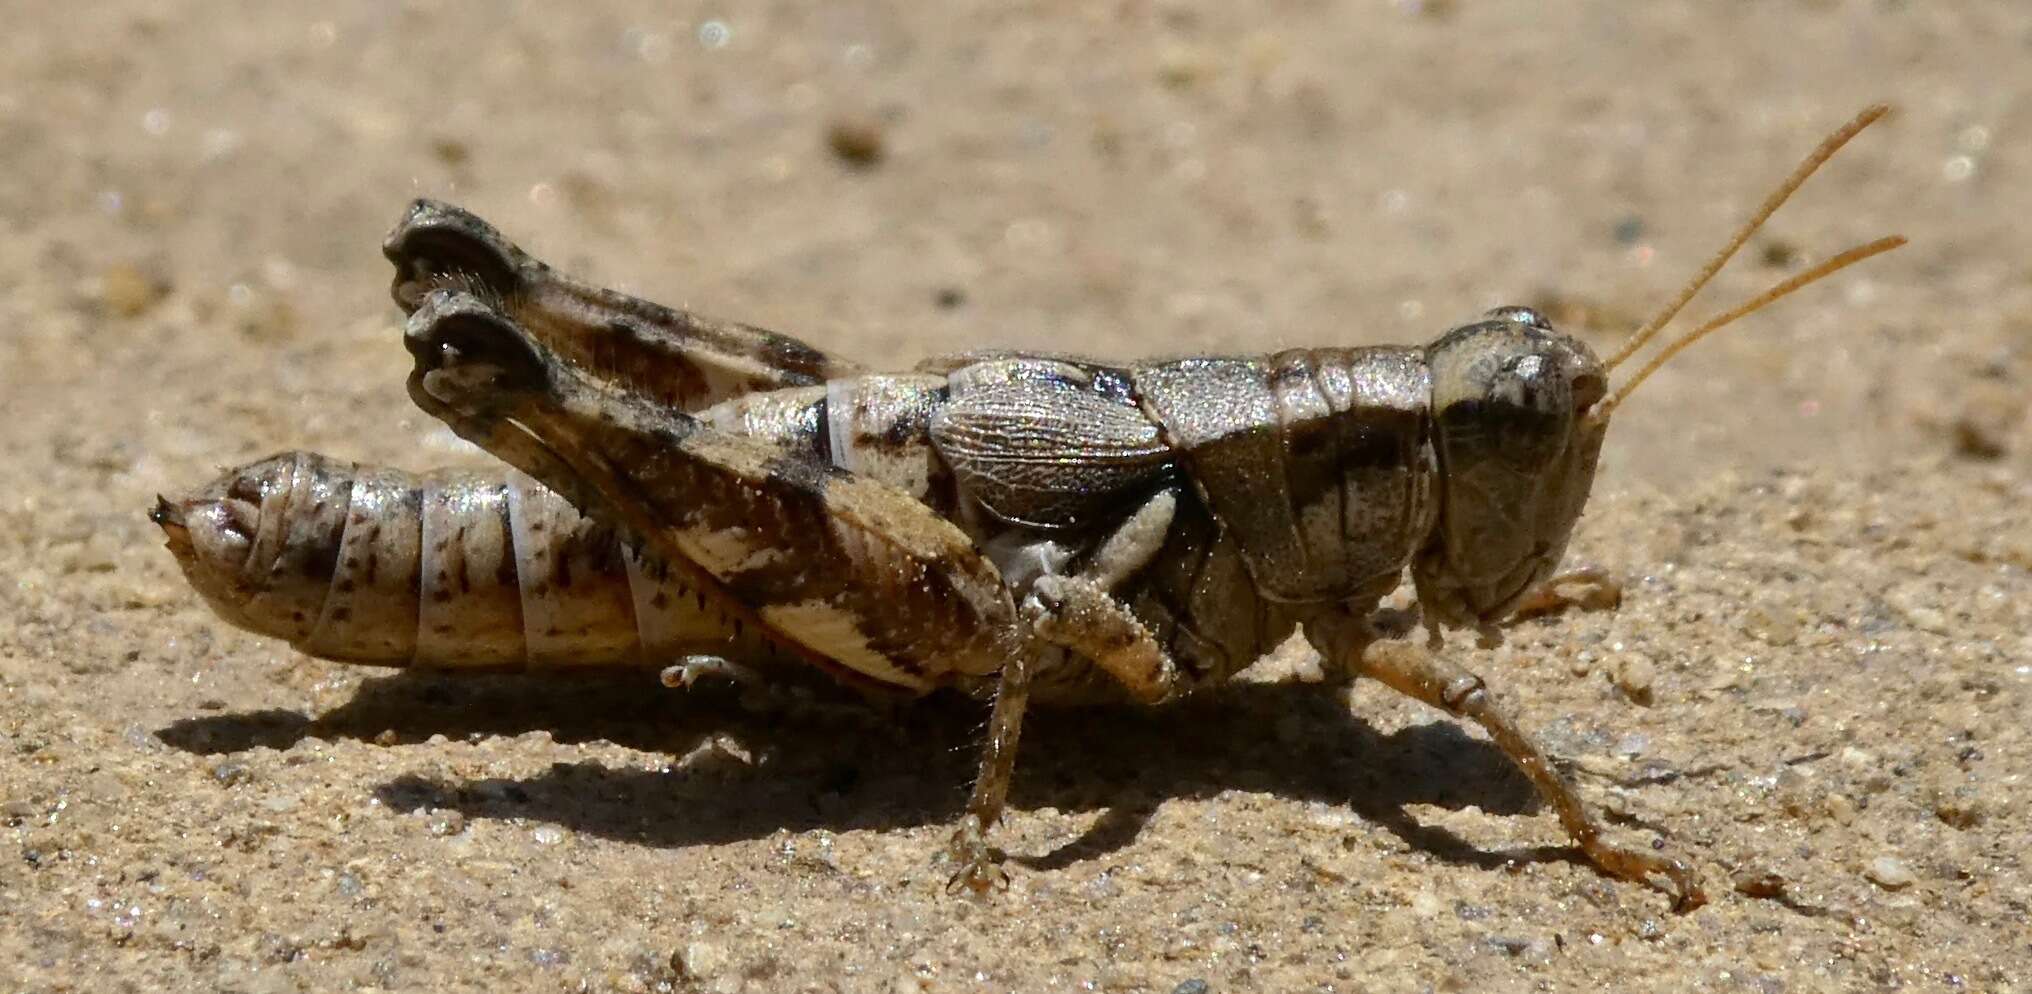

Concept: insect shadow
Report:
left=158, top=669, right=1583, bottom=874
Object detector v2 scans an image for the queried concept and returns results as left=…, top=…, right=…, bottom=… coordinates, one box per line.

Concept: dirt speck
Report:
left=826, top=116, right=887, bottom=168
left=1610, top=654, right=1655, bottom=706
left=98, top=261, right=171, bottom=317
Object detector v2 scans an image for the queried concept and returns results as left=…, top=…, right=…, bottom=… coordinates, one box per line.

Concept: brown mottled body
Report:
left=161, top=108, right=1907, bottom=911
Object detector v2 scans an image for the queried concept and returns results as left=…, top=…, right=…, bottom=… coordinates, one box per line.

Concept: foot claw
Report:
left=1585, top=840, right=1707, bottom=912
left=944, top=816, right=1010, bottom=895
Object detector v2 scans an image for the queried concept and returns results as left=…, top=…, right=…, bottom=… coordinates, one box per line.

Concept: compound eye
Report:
left=1496, top=354, right=1564, bottom=414
left=1483, top=305, right=1553, bottom=331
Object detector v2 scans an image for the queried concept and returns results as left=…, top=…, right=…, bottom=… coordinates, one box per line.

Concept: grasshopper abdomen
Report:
left=155, top=452, right=781, bottom=671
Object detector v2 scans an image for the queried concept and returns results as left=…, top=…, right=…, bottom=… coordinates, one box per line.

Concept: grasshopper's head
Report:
left=1410, top=105, right=1907, bottom=631
left=152, top=452, right=350, bottom=646
left=1413, top=307, right=1608, bottom=628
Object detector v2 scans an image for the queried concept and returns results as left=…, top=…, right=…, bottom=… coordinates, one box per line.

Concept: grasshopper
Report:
left=156, top=106, right=1903, bottom=911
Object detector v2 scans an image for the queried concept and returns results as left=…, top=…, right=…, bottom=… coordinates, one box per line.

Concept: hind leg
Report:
left=407, top=288, right=1057, bottom=891
left=383, top=199, right=854, bottom=411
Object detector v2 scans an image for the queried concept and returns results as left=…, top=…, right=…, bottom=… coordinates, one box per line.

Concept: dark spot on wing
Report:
left=754, top=330, right=835, bottom=383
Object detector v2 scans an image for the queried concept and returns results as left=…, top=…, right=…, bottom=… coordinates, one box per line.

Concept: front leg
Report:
left=1307, top=611, right=1706, bottom=911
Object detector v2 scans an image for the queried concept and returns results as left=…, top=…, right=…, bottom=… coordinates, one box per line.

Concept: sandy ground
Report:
left=4, top=2, right=2030, bottom=991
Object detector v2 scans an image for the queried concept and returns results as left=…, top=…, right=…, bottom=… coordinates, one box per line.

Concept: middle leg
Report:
left=1016, top=490, right=1183, bottom=704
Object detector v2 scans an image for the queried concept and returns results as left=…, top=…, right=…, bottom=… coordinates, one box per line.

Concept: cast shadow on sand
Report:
left=156, top=670, right=1582, bottom=876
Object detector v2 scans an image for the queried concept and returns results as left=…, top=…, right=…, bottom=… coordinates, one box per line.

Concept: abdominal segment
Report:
left=160, top=452, right=777, bottom=670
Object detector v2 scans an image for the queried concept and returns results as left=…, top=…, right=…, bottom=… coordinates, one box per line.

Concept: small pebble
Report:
left=826, top=117, right=886, bottom=167
left=1732, top=869, right=1788, bottom=899
left=424, top=809, right=465, bottom=837
left=1931, top=787, right=1984, bottom=829
left=1741, top=602, right=1799, bottom=646
left=1409, top=887, right=1443, bottom=917
left=1949, top=381, right=2019, bottom=460
left=1758, top=239, right=1801, bottom=268
left=99, top=262, right=170, bottom=317
left=1864, top=855, right=1917, bottom=890
left=1613, top=654, right=1656, bottom=706
left=1171, top=980, right=1211, bottom=994
left=1823, top=792, right=1857, bottom=826
left=531, top=825, right=566, bottom=846
left=1902, top=605, right=1949, bottom=636
left=431, top=137, right=470, bottom=166
left=675, top=940, right=730, bottom=980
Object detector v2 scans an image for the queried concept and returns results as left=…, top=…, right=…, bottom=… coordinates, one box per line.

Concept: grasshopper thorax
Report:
left=1413, top=306, right=1609, bottom=628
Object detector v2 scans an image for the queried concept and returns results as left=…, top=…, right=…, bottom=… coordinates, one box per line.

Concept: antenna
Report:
left=1600, top=104, right=1893, bottom=374
left=1588, top=234, right=1905, bottom=424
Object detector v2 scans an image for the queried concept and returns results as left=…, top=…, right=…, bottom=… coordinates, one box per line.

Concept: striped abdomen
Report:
left=154, top=451, right=780, bottom=670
